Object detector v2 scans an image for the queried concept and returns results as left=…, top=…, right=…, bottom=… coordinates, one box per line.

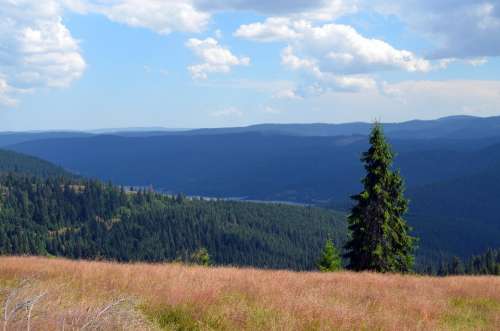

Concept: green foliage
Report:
left=190, top=248, right=211, bottom=266
left=0, top=149, right=72, bottom=178
left=0, top=174, right=346, bottom=270
left=345, top=123, right=416, bottom=273
left=442, top=298, right=500, bottom=330
left=437, top=249, right=500, bottom=276
left=141, top=304, right=199, bottom=331
left=317, top=239, right=342, bottom=272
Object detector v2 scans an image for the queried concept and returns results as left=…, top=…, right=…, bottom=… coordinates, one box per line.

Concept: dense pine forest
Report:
left=0, top=149, right=72, bottom=178
left=0, top=173, right=346, bottom=270
left=436, top=249, right=500, bottom=275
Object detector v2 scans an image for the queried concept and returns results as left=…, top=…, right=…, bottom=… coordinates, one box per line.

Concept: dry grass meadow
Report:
left=0, top=256, right=499, bottom=331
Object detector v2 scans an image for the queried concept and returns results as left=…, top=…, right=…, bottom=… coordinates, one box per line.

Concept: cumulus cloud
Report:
left=94, top=0, right=210, bottom=35
left=371, top=0, right=500, bottom=58
left=186, top=38, right=250, bottom=80
left=235, top=17, right=301, bottom=42
left=65, top=0, right=355, bottom=35
left=237, top=19, right=430, bottom=74
left=236, top=18, right=428, bottom=95
left=0, top=0, right=86, bottom=107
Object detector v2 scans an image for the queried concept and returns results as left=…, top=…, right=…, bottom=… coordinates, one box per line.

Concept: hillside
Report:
left=1, top=257, right=499, bottom=331
left=13, top=133, right=500, bottom=200
left=0, top=174, right=345, bottom=270
left=0, top=149, right=72, bottom=178
left=8, top=130, right=500, bottom=263
left=0, top=132, right=92, bottom=148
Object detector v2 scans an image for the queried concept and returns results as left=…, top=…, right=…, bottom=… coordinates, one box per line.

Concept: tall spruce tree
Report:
left=345, top=123, right=415, bottom=273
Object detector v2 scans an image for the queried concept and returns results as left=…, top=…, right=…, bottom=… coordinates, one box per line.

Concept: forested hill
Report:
left=0, top=174, right=346, bottom=270
left=0, top=149, right=72, bottom=178
left=11, top=130, right=500, bottom=264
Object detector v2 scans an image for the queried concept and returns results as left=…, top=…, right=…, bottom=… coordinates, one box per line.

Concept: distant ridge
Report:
left=166, top=115, right=500, bottom=139
left=89, top=127, right=189, bottom=134
left=2, top=115, right=500, bottom=142
left=90, top=114, right=500, bottom=139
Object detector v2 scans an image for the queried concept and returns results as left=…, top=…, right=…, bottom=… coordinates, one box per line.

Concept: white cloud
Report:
left=263, top=106, right=282, bottom=114
left=237, top=19, right=430, bottom=74
left=273, top=88, right=303, bottom=100
left=468, top=57, right=488, bottom=67
left=378, top=79, right=500, bottom=117
left=186, top=38, right=250, bottom=79
left=63, top=0, right=356, bottom=36
left=284, top=79, right=500, bottom=123
left=295, top=0, right=358, bottom=21
left=236, top=17, right=431, bottom=96
left=195, top=0, right=357, bottom=20
left=211, top=106, right=243, bottom=117
left=393, top=80, right=500, bottom=99
left=94, top=0, right=210, bottom=35
left=235, top=17, right=300, bottom=42
left=0, top=77, right=18, bottom=107
left=0, top=0, right=86, bottom=107
left=371, top=1, right=500, bottom=58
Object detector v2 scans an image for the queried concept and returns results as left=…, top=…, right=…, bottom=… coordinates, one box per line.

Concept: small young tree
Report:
left=345, top=123, right=415, bottom=273
left=449, top=256, right=465, bottom=275
left=317, top=239, right=342, bottom=272
left=190, top=247, right=211, bottom=266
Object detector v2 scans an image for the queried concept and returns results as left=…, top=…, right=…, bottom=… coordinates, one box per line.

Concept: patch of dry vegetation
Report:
left=0, top=257, right=499, bottom=330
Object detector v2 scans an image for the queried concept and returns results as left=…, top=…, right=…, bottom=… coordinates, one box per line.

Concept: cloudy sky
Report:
left=1, top=0, right=500, bottom=130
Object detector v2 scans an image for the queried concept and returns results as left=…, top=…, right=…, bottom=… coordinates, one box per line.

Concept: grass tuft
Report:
left=442, top=298, right=500, bottom=330
left=141, top=304, right=200, bottom=331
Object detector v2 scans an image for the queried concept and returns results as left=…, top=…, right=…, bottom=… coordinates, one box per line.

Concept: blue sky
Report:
left=1, top=0, right=500, bottom=131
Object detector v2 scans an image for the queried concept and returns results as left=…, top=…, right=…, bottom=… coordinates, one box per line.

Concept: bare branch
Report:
left=1, top=280, right=45, bottom=331
left=80, top=298, right=127, bottom=330
left=26, top=292, right=47, bottom=331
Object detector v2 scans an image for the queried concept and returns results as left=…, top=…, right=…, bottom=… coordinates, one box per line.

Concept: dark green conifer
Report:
left=317, top=239, right=342, bottom=272
left=449, top=256, right=465, bottom=274
left=345, top=123, right=415, bottom=273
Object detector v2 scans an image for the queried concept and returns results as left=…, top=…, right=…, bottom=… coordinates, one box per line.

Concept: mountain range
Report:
left=3, top=115, right=500, bottom=263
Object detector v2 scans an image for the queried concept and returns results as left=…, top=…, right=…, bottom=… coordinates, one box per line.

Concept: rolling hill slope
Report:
left=5, top=116, right=500, bottom=263
left=0, top=149, right=73, bottom=178
left=0, top=174, right=346, bottom=270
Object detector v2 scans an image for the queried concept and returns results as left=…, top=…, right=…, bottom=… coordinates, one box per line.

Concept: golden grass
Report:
left=0, top=256, right=499, bottom=331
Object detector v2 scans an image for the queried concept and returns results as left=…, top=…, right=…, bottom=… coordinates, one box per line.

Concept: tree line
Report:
left=435, top=249, right=500, bottom=275
left=0, top=174, right=345, bottom=270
